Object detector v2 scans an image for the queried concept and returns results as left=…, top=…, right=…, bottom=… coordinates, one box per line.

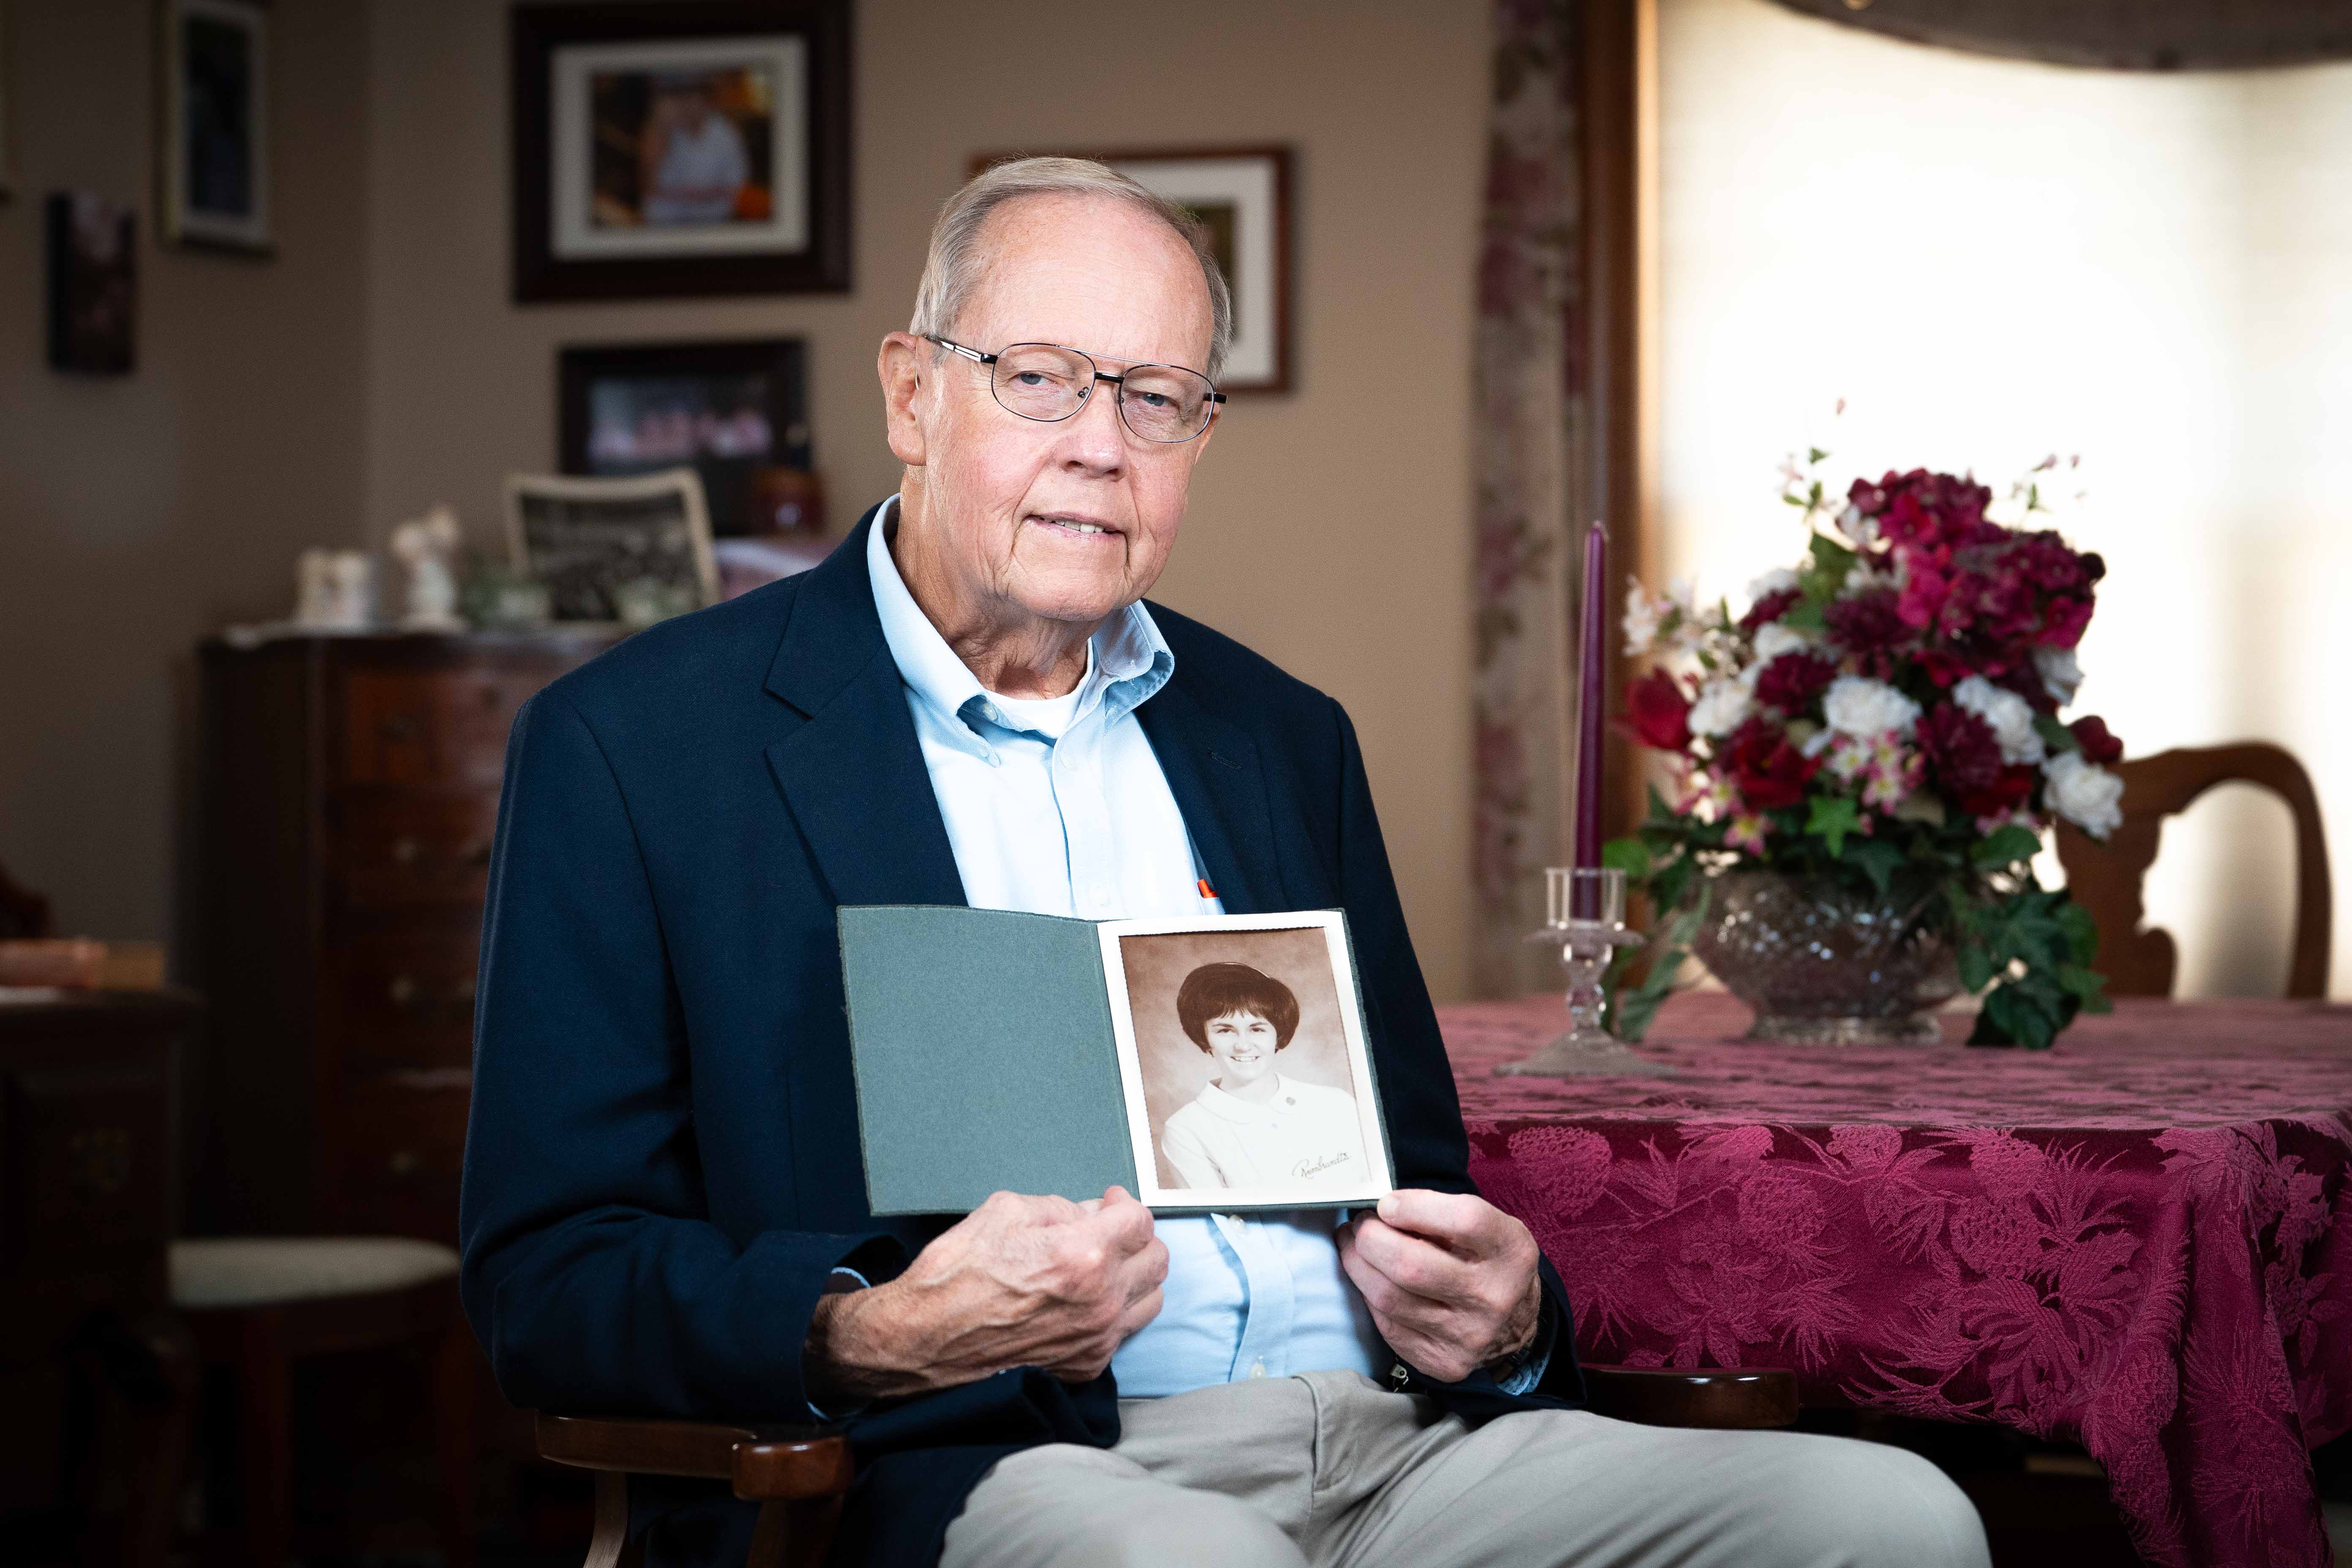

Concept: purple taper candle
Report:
left=1572, top=522, right=1607, bottom=914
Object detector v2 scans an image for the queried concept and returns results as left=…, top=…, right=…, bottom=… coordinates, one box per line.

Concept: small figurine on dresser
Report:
left=293, top=549, right=376, bottom=631
left=390, top=504, right=467, bottom=632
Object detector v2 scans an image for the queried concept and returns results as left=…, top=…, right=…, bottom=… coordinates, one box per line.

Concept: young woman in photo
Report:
left=1159, top=962, right=1369, bottom=1193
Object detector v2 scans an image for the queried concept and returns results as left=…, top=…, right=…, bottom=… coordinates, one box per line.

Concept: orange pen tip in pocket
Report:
left=1197, top=878, right=1217, bottom=900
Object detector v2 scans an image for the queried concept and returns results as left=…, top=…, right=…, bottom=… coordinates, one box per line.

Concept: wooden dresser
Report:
left=194, top=632, right=620, bottom=1243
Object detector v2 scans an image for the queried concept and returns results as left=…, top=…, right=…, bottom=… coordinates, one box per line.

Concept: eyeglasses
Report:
left=925, top=336, right=1225, bottom=444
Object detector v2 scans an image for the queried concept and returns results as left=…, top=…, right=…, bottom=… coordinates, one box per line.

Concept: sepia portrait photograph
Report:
left=1101, top=912, right=1391, bottom=1210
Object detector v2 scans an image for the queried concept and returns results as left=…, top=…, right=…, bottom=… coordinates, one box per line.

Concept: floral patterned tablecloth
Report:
left=1443, top=991, right=2352, bottom=1568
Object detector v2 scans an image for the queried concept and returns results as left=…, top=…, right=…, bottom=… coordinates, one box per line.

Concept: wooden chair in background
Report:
left=171, top=1237, right=478, bottom=1568
left=2056, top=742, right=2333, bottom=999
left=534, top=1364, right=1800, bottom=1568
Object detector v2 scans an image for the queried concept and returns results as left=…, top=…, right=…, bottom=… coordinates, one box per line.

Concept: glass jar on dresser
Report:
left=193, top=630, right=622, bottom=1242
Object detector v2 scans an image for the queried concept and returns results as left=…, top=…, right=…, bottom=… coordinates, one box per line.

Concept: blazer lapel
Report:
left=1138, top=676, right=1289, bottom=915
left=763, top=508, right=967, bottom=909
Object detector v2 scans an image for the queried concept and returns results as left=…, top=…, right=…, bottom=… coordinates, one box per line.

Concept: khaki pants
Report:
left=941, top=1371, right=1990, bottom=1568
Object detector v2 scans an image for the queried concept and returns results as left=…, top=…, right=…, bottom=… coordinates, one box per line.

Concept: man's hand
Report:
left=805, top=1187, right=1166, bottom=1405
left=1338, top=1189, right=1543, bottom=1385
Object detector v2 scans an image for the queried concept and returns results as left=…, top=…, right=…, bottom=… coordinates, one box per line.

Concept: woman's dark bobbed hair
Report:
left=1175, top=962, right=1301, bottom=1052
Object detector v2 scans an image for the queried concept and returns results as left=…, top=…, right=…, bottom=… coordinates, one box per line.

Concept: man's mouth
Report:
left=1031, top=513, right=1120, bottom=538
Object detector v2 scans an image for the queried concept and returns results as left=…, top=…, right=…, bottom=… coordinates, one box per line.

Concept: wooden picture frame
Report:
left=158, top=0, right=273, bottom=253
left=511, top=0, right=852, bottom=302
left=557, top=338, right=811, bottom=537
left=971, top=145, right=1294, bottom=394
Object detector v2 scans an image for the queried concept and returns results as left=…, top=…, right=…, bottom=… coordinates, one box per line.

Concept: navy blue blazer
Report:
left=460, top=505, right=1584, bottom=1567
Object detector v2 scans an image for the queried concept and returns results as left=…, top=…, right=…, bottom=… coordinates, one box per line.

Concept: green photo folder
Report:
left=838, top=905, right=1395, bottom=1216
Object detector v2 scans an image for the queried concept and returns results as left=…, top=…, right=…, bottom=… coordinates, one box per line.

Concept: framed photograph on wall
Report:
left=558, top=338, right=812, bottom=537
left=512, top=0, right=851, bottom=302
left=46, top=193, right=137, bottom=375
left=972, top=146, right=1294, bottom=393
left=158, top=0, right=272, bottom=253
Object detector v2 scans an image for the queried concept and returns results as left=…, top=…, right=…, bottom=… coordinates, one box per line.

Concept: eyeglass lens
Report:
left=990, top=343, right=1215, bottom=443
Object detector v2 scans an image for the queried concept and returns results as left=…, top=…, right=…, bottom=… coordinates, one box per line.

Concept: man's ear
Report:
left=877, top=332, right=931, bottom=467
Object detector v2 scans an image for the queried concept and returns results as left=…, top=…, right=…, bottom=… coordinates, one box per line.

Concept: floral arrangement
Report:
left=1606, top=454, right=2125, bottom=1048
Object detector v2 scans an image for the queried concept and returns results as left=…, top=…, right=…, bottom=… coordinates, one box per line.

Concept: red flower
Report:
left=1623, top=670, right=1692, bottom=751
left=1824, top=589, right=1909, bottom=672
left=1754, top=651, right=1837, bottom=713
left=1721, top=717, right=1820, bottom=811
left=1740, top=588, right=1802, bottom=633
left=1897, top=560, right=1951, bottom=631
left=1920, top=704, right=2003, bottom=800
left=2070, top=715, right=2123, bottom=765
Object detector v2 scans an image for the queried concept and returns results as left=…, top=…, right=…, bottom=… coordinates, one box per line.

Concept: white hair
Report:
left=909, top=156, right=1233, bottom=381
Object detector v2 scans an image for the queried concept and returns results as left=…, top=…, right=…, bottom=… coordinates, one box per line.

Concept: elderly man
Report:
left=460, top=158, right=1988, bottom=1568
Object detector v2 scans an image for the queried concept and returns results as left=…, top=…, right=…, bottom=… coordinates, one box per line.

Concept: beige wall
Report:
left=0, top=0, right=370, bottom=942
left=362, top=0, right=1492, bottom=997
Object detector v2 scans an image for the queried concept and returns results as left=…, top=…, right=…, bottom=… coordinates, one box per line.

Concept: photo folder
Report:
left=838, top=905, right=1393, bottom=1216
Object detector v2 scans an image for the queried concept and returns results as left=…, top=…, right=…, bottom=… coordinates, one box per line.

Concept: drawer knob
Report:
left=392, top=836, right=422, bottom=865
left=389, top=1149, right=420, bottom=1176
left=388, top=975, right=419, bottom=1007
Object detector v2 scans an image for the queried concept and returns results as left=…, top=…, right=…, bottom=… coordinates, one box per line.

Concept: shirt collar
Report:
left=1194, top=1073, right=1299, bottom=1122
left=866, top=494, right=1175, bottom=746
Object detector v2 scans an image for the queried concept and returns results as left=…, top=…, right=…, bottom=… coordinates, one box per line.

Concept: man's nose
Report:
left=1055, top=378, right=1130, bottom=473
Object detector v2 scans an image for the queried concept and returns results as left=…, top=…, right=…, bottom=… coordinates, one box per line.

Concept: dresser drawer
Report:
left=328, top=917, right=482, bottom=1075
left=335, top=1073, right=469, bottom=1242
left=3, top=1049, right=173, bottom=1275
left=340, top=666, right=542, bottom=788
left=329, top=792, right=499, bottom=909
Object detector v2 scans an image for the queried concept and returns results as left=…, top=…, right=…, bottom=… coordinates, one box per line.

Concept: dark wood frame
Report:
left=510, top=0, right=852, bottom=303
left=968, top=144, right=1295, bottom=395
left=156, top=0, right=275, bottom=255
left=557, top=338, right=811, bottom=536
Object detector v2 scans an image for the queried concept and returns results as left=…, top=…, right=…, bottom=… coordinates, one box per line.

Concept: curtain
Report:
left=1471, top=0, right=1591, bottom=996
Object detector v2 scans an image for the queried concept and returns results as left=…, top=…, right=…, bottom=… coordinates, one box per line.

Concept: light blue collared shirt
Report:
left=865, top=499, right=1390, bottom=1395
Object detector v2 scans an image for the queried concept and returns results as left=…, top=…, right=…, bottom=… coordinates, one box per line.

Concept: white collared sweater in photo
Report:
left=1161, top=1073, right=1371, bottom=1194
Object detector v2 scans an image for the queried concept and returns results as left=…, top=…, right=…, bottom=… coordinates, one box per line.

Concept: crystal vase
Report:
left=1689, top=869, right=1961, bottom=1045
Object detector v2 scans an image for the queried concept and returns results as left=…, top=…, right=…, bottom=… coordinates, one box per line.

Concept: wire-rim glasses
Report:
left=925, top=335, right=1226, bottom=444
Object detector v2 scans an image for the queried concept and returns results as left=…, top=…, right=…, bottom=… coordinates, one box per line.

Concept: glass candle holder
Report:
left=1495, top=866, right=1675, bottom=1078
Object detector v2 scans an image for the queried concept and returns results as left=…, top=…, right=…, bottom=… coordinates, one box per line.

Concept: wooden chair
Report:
left=534, top=1364, right=1799, bottom=1568
left=2055, top=742, right=2333, bottom=998
left=171, top=1236, right=478, bottom=1568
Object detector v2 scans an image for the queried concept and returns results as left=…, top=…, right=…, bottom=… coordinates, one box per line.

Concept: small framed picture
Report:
left=158, top=0, right=272, bottom=253
left=558, top=339, right=811, bottom=537
left=1100, top=912, right=1392, bottom=1208
left=973, top=146, right=1293, bottom=393
left=46, top=193, right=137, bottom=375
left=511, top=0, right=851, bottom=302
left=504, top=468, right=720, bottom=627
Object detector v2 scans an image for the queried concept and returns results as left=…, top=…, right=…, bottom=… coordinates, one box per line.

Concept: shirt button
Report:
left=1248, top=1359, right=1267, bottom=1379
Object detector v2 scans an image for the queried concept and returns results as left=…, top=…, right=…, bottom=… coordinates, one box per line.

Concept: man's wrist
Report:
left=806, top=1279, right=921, bottom=1407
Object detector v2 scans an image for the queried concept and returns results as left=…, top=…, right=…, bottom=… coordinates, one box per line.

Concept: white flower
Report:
left=1843, top=558, right=1897, bottom=595
left=1952, top=675, right=2046, bottom=765
left=1821, top=675, right=1921, bottom=740
left=1751, top=621, right=1815, bottom=664
left=1837, top=504, right=1879, bottom=547
left=1689, top=675, right=1755, bottom=739
left=1747, top=567, right=1800, bottom=605
left=2044, top=751, right=2124, bottom=840
left=1621, top=575, right=1696, bottom=656
left=2034, top=644, right=2084, bottom=707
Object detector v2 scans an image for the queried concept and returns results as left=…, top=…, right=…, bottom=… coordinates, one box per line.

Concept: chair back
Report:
left=2055, top=742, right=2332, bottom=998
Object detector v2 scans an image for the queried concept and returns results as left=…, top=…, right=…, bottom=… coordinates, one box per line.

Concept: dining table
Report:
left=1440, top=989, right=2352, bottom=1568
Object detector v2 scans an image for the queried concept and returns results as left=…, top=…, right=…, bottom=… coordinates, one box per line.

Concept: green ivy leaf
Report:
left=1805, top=795, right=1862, bottom=858
left=1651, top=852, right=1698, bottom=917
left=1972, top=825, right=2042, bottom=868
left=1846, top=839, right=1907, bottom=900
left=2057, top=963, right=2114, bottom=1014
left=2053, top=896, right=2099, bottom=967
left=2034, top=714, right=2077, bottom=755
left=1610, top=885, right=1713, bottom=1043
left=1602, top=836, right=1652, bottom=879
left=1808, top=446, right=1830, bottom=465
left=1782, top=600, right=1827, bottom=631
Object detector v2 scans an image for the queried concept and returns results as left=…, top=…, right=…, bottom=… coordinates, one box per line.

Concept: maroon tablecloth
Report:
left=1443, top=991, right=2352, bottom=1568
